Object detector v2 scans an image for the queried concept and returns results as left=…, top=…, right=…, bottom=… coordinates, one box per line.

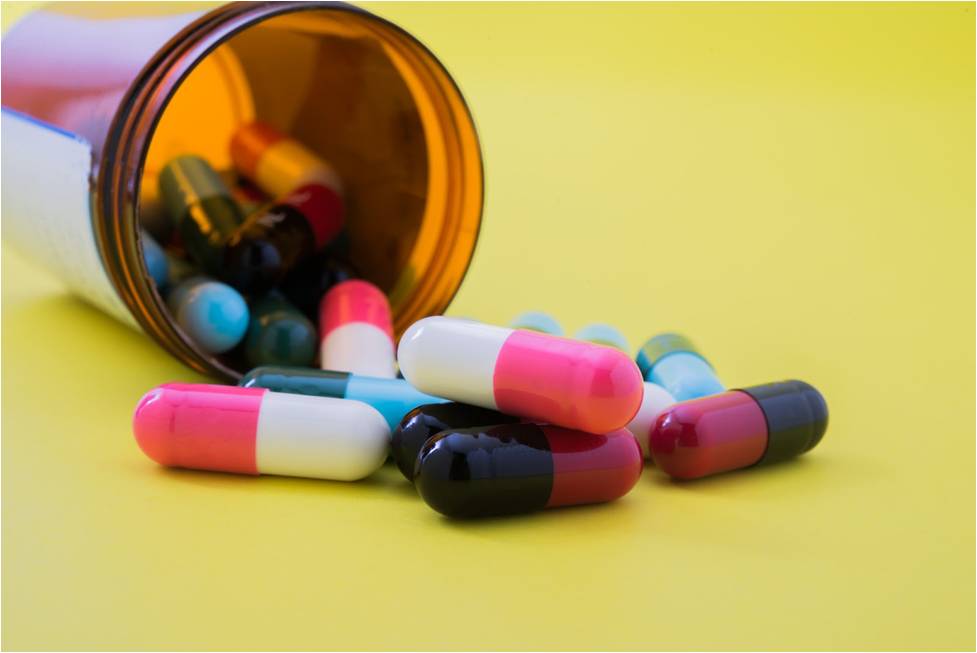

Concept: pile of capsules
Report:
left=142, top=121, right=356, bottom=368
left=133, top=123, right=828, bottom=519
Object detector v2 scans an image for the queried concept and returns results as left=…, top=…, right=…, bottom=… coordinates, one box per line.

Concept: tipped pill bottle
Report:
left=1, top=1, right=483, bottom=379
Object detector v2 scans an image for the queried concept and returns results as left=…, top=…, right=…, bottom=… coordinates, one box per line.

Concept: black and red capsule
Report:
left=414, top=424, right=643, bottom=518
left=392, top=402, right=518, bottom=481
left=646, top=380, right=828, bottom=479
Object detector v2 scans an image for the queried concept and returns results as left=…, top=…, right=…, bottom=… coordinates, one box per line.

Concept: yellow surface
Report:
left=2, top=2, right=974, bottom=650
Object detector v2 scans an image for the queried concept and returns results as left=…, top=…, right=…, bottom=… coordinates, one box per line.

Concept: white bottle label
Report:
left=1, top=109, right=137, bottom=328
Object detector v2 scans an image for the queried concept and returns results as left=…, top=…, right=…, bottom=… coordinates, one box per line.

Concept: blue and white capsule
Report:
left=509, top=311, right=564, bottom=336
left=140, top=230, right=169, bottom=289
left=239, top=366, right=447, bottom=430
left=636, top=333, right=724, bottom=401
left=575, top=323, right=629, bottom=352
left=166, top=276, right=250, bottom=354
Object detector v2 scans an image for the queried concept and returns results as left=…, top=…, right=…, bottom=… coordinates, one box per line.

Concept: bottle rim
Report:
left=93, top=1, right=484, bottom=380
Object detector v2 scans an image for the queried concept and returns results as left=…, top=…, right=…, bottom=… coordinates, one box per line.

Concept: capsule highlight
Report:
left=319, top=280, right=396, bottom=378
left=649, top=380, right=828, bottom=479
left=415, top=425, right=643, bottom=518
left=133, top=383, right=389, bottom=481
left=240, top=366, right=446, bottom=431
left=392, top=402, right=519, bottom=481
left=636, top=333, right=724, bottom=401
left=398, top=317, right=644, bottom=433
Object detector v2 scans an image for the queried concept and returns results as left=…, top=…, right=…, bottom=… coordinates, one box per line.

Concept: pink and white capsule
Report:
left=318, top=280, right=396, bottom=378
left=626, top=382, right=676, bottom=458
left=132, top=383, right=389, bottom=480
left=398, top=317, right=645, bottom=433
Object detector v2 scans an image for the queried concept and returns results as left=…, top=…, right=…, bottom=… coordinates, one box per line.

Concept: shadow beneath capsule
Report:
left=432, top=495, right=643, bottom=529
left=152, top=459, right=419, bottom=497
left=646, top=453, right=849, bottom=496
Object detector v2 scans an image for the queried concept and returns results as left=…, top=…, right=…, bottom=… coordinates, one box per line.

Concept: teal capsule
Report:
left=244, top=294, right=317, bottom=367
left=140, top=230, right=169, bottom=289
left=239, top=366, right=448, bottom=430
left=158, top=155, right=244, bottom=274
left=166, top=276, right=249, bottom=354
left=636, top=333, right=725, bottom=401
left=509, top=311, right=564, bottom=336
left=575, top=323, right=629, bottom=352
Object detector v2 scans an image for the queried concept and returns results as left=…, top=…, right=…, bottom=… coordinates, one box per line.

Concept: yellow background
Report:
left=2, top=2, right=974, bottom=650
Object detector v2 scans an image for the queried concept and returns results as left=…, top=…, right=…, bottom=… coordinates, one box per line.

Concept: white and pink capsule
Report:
left=318, top=280, right=396, bottom=378
left=397, top=317, right=645, bottom=433
left=132, top=383, right=389, bottom=480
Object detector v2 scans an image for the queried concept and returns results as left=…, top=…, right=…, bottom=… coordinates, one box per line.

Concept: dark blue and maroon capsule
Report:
left=648, top=380, right=828, bottom=480
left=393, top=402, right=519, bottom=481
left=414, top=424, right=643, bottom=518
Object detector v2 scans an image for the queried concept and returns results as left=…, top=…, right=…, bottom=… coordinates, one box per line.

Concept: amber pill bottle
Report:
left=1, top=1, right=483, bottom=379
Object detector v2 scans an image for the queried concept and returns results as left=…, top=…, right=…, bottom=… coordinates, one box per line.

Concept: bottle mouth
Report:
left=97, top=2, right=483, bottom=380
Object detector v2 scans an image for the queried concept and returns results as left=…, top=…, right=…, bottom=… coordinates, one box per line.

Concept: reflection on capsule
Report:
left=626, top=382, right=676, bottom=458
left=221, top=183, right=344, bottom=293
left=158, top=155, right=244, bottom=274
left=509, top=311, right=564, bottom=336
left=649, top=380, right=828, bottom=479
left=392, top=402, right=519, bottom=481
left=133, top=383, right=389, bottom=481
left=415, top=425, right=643, bottom=518
left=240, top=366, right=446, bottom=431
left=244, top=294, right=317, bottom=368
left=166, top=276, right=249, bottom=354
left=575, top=323, right=629, bottom=352
left=398, top=317, right=644, bottom=433
left=230, top=121, right=343, bottom=197
left=319, top=280, right=396, bottom=378
left=636, top=333, right=724, bottom=401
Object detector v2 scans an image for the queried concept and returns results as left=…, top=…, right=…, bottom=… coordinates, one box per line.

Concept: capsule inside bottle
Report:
left=414, top=424, right=643, bottom=518
left=649, top=380, right=828, bottom=479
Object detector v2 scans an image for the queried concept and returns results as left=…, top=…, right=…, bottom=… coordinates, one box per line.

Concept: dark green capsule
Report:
left=244, top=293, right=317, bottom=367
left=159, top=155, right=244, bottom=274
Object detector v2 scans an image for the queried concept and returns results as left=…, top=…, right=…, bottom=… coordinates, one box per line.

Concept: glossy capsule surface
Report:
left=636, top=333, right=725, bottom=401
left=649, top=380, right=828, bottom=479
left=133, top=383, right=389, bottom=481
left=244, top=294, right=317, bottom=368
left=398, top=317, right=644, bottom=433
left=230, top=121, right=343, bottom=197
left=166, top=276, right=249, bottom=354
left=221, top=183, right=344, bottom=293
left=240, top=366, right=446, bottom=431
left=415, top=425, right=643, bottom=518
left=319, top=280, right=396, bottom=378
left=158, top=155, right=244, bottom=274
left=509, top=311, right=563, bottom=336
left=575, top=323, right=629, bottom=352
left=392, top=402, right=519, bottom=481
left=626, top=382, right=676, bottom=458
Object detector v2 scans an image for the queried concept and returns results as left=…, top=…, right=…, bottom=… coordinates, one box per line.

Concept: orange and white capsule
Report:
left=318, top=280, right=397, bottom=378
left=230, top=121, right=343, bottom=198
left=132, top=383, right=389, bottom=481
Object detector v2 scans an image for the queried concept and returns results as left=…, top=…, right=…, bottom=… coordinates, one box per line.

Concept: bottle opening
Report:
left=124, top=4, right=482, bottom=378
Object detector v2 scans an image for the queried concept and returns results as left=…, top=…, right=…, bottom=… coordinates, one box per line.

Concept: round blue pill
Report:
left=509, top=311, right=564, bottom=336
